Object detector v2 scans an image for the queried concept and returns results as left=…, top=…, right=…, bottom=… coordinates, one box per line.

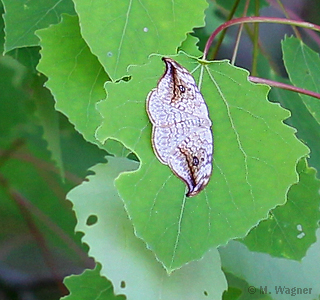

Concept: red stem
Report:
left=203, top=17, right=320, bottom=60
left=249, top=76, right=320, bottom=100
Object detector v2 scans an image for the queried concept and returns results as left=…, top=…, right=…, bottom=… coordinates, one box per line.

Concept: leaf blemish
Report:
left=86, top=214, right=98, bottom=226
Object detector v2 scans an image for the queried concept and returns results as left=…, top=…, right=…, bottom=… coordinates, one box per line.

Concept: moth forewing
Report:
left=146, top=57, right=213, bottom=197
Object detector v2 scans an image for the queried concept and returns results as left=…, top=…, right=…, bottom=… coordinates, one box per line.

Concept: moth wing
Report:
left=168, top=129, right=213, bottom=197
left=161, top=58, right=211, bottom=122
left=151, top=120, right=193, bottom=164
left=146, top=57, right=214, bottom=197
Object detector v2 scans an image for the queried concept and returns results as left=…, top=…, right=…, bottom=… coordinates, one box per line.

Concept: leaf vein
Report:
left=114, top=0, right=133, bottom=78
left=170, top=193, right=187, bottom=269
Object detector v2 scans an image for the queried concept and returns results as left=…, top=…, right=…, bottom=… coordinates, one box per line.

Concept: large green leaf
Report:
left=282, top=36, right=320, bottom=125
left=2, top=0, right=75, bottom=52
left=242, top=158, right=320, bottom=260
left=36, top=14, right=130, bottom=157
left=96, top=51, right=309, bottom=272
left=67, top=157, right=227, bottom=300
left=36, top=15, right=109, bottom=150
left=73, top=0, right=208, bottom=80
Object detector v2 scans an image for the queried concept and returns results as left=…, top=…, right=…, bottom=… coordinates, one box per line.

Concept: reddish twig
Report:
left=249, top=76, right=320, bottom=100
left=203, top=17, right=320, bottom=60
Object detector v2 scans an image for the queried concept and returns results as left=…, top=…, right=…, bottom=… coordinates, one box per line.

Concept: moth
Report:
left=146, top=57, right=213, bottom=197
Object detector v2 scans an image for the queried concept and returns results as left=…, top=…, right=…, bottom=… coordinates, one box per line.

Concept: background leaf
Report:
left=73, top=0, right=208, bottom=80
left=282, top=36, right=320, bottom=125
left=242, top=158, right=320, bottom=260
left=67, top=157, right=227, bottom=300
left=0, top=128, right=91, bottom=289
left=0, top=48, right=108, bottom=296
left=62, top=264, right=125, bottom=300
left=0, top=3, right=5, bottom=54
left=2, top=0, right=75, bottom=52
left=7, top=46, right=41, bottom=73
left=96, top=52, right=309, bottom=272
left=32, top=74, right=64, bottom=178
left=223, top=272, right=273, bottom=300
left=0, top=55, right=29, bottom=140
left=219, top=232, right=320, bottom=300
left=216, top=0, right=268, bottom=16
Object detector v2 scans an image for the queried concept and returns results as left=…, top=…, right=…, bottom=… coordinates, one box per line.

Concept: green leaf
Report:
left=96, top=52, right=309, bottom=272
left=36, top=15, right=110, bottom=150
left=0, top=130, right=88, bottom=280
left=32, top=74, right=64, bottom=179
left=0, top=56, right=28, bottom=140
left=2, top=0, right=75, bottom=52
left=282, top=36, right=320, bottom=125
left=179, top=34, right=203, bottom=58
left=67, top=156, right=227, bottom=299
left=268, top=75, right=320, bottom=171
left=0, top=3, right=5, bottom=54
left=103, top=139, right=132, bottom=158
left=7, top=46, right=41, bottom=73
left=220, top=236, right=320, bottom=299
left=223, top=272, right=273, bottom=300
left=57, top=114, right=108, bottom=178
left=62, top=264, right=125, bottom=300
left=73, top=0, right=208, bottom=80
left=242, top=158, right=320, bottom=260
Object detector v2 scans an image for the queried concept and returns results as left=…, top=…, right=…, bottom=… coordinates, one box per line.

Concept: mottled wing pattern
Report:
left=169, top=130, right=213, bottom=197
left=146, top=57, right=213, bottom=197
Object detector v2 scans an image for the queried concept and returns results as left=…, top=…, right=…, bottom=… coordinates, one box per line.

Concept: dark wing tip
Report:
left=186, top=179, right=209, bottom=197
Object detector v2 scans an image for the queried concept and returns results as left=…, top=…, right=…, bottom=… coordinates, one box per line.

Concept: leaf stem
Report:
left=231, top=0, right=250, bottom=65
left=251, top=0, right=260, bottom=76
left=203, top=17, right=320, bottom=60
left=249, top=76, right=320, bottom=101
left=210, top=0, right=241, bottom=60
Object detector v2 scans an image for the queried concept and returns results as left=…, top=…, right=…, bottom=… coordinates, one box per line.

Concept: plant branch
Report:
left=210, top=0, right=241, bottom=60
left=249, top=76, right=320, bottom=100
left=0, top=174, right=68, bottom=296
left=231, top=0, right=250, bottom=64
left=203, top=17, right=320, bottom=60
left=251, top=0, right=260, bottom=76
